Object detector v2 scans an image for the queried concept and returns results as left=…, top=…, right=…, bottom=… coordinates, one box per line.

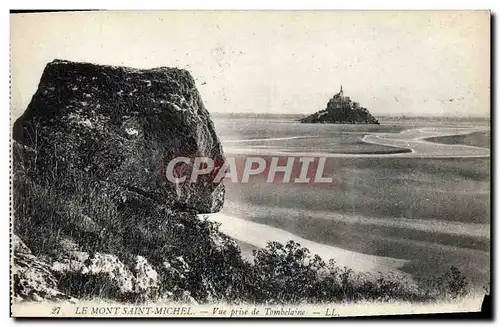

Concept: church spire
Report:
left=339, top=85, right=344, bottom=96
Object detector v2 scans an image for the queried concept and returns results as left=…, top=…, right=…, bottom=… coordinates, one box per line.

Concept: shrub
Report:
left=245, top=241, right=468, bottom=304
left=423, top=266, right=469, bottom=300
left=249, top=240, right=325, bottom=303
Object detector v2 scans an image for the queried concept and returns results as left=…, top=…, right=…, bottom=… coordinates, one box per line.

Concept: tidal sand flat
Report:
left=207, top=212, right=409, bottom=274
left=213, top=117, right=490, bottom=290
left=425, top=131, right=491, bottom=149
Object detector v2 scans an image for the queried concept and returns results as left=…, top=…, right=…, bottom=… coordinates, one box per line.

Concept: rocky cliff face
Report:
left=12, top=60, right=247, bottom=304
left=13, top=59, right=224, bottom=213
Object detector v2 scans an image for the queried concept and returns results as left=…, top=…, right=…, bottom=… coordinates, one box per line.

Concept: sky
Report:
left=10, top=11, right=490, bottom=120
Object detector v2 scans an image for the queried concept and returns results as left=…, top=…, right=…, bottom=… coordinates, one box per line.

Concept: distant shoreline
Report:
left=211, top=112, right=490, bottom=122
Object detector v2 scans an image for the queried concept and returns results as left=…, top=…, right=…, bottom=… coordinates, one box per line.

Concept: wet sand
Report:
left=214, top=123, right=491, bottom=290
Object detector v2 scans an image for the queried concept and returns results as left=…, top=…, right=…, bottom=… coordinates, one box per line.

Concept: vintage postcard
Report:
left=10, top=10, right=490, bottom=318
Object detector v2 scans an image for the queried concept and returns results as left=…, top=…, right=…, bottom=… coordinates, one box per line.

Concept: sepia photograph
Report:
left=9, top=10, right=491, bottom=318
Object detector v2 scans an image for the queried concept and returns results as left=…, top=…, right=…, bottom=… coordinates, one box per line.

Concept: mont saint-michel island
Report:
left=300, top=86, right=380, bottom=124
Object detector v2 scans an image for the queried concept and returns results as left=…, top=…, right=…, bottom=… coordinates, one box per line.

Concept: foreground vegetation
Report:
left=13, top=142, right=476, bottom=304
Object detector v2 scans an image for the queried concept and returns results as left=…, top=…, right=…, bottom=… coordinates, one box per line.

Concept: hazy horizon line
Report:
left=210, top=111, right=491, bottom=119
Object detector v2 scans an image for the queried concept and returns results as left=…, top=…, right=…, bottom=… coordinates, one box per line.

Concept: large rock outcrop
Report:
left=12, top=60, right=248, bottom=304
left=13, top=59, right=224, bottom=213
